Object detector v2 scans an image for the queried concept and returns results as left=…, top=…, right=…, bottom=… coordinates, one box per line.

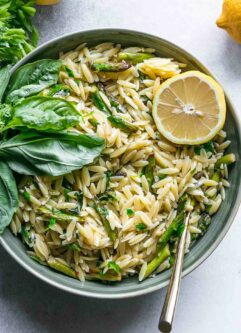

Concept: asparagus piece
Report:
left=108, top=115, right=138, bottom=133
left=177, top=193, right=187, bottom=214
left=88, top=270, right=122, bottom=282
left=68, top=243, right=81, bottom=252
left=143, top=197, right=187, bottom=279
left=29, top=255, right=45, bottom=265
left=91, top=86, right=137, bottom=133
left=47, top=257, right=76, bottom=278
left=118, top=52, right=153, bottom=64
left=143, top=245, right=170, bottom=279
left=91, top=86, right=111, bottom=115
left=191, top=213, right=211, bottom=241
left=91, top=61, right=130, bottom=72
left=98, top=82, right=126, bottom=113
left=211, top=170, right=220, bottom=182
left=97, top=189, right=117, bottom=203
left=141, top=155, right=155, bottom=187
left=92, top=203, right=117, bottom=242
left=157, top=210, right=185, bottom=251
left=21, top=226, right=33, bottom=247
left=38, top=207, right=82, bottom=223
left=215, top=153, right=236, bottom=168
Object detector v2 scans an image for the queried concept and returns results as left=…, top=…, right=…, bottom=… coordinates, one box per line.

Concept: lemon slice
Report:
left=152, top=71, right=226, bottom=145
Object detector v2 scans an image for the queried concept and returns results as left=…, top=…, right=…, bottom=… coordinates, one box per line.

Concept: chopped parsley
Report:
left=48, top=218, right=56, bottom=230
left=135, top=223, right=147, bottom=231
left=68, top=243, right=81, bottom=252
left=127, top=208, right=134, bottom=217
left=23, top=190, right=31, bottom=202
left=194, top=141, right=214, bottom=155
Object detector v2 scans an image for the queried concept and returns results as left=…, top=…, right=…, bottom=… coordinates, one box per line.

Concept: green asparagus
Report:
left=98, top=82, right=126, bottom=113
left=92, top=203, right=117, bottom=242
left=141, top=155, right=156, bottom=187
left=47, top=257, right=76, bottom=278
left=91, top=61, right=130, bottom=72
left=215, top=153, right=236, bottom=168
left=118, top=52, right=153, bottom=64
left=108, top=115, right=138, bottom=133
left=38, top=207, right=82, bottom=223
left=211, top=170, right=220, bottom=182
left=191, top=213, right=211, bottom=241
left=21, top=225, right=33, bottom=247
left=91, top=86, right=137, bottom=133
left=91, top=86, right=111, bottom=115
left=88, top=271, right=122, bottom=282
left=157, top=210, right=185, bottom=251
left=143, top=245, right=170, bottom=279
left=68, top=243, right=81, bottom=252
left=143, top=196, right=187, bottom=279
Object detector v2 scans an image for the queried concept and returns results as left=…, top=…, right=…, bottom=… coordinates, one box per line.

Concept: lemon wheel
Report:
left=152, top=71, right=226, bottom=145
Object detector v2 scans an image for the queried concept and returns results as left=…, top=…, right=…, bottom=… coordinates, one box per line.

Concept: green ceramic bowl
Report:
left=1, top=29, right=241, bottom=299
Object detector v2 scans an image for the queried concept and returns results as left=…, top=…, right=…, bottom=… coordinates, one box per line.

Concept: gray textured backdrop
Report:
left=1, top=1, right=241, bottom=332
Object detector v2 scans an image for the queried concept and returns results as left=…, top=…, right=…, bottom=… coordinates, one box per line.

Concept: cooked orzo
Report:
left=10, top=42, right=235, bottom=282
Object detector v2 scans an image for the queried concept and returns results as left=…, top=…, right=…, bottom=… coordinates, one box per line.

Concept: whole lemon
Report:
left=216, top=0, right=241, bottom=44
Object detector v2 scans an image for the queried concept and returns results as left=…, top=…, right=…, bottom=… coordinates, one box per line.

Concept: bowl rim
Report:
left=1, top=28, right=241, bottom=299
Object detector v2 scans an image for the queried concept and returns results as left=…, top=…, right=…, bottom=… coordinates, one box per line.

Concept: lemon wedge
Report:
left=152, top=71, right=226, bottom=145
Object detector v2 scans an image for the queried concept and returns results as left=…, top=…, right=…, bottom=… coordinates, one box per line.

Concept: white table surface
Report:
left=1, top=1, right=241, bottom=332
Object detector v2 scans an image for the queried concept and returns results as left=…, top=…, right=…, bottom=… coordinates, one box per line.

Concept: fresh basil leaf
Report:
left=0, top=104, right=12, bottom=131
left=0, top=160, right=19, bottom=234
left=0, top=65, right=10, bottom=102
left=0, top=131, right=105, bottom=176
left=4, top=96, right=81, bottom=132
left=5, top=59, right=62, bottom=104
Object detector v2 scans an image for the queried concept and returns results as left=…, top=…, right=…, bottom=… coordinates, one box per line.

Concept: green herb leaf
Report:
left=68, top=243, right=81, bottom=252
left=0, top=65, right=10, bottom=101
left=47, top=84, right=71, bottom=97
left=0, top=104, right=12, bottom=131
left=135, top=223, right=147, bottom=231
left=127, top=208, right=134, bottom=217
left=0, top=130, right=105, bottom=176
left=48, top=217, right=56, bottom=229
left=23, top=189, right=31, bottom=202
left=0, top=161, right=19, bottom=233
left=5, top=59, right=62, bottom=104
left=108, top=261, right=121, bottom=273
left=65, top=66, right=75, bottom=78
left=194, top=141, right=214, bottom=155
left=4, top=96, right=81, bottom=132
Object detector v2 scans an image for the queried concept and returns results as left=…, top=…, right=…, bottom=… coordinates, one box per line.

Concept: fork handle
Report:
left=158, top=213, right=190, bottom=333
